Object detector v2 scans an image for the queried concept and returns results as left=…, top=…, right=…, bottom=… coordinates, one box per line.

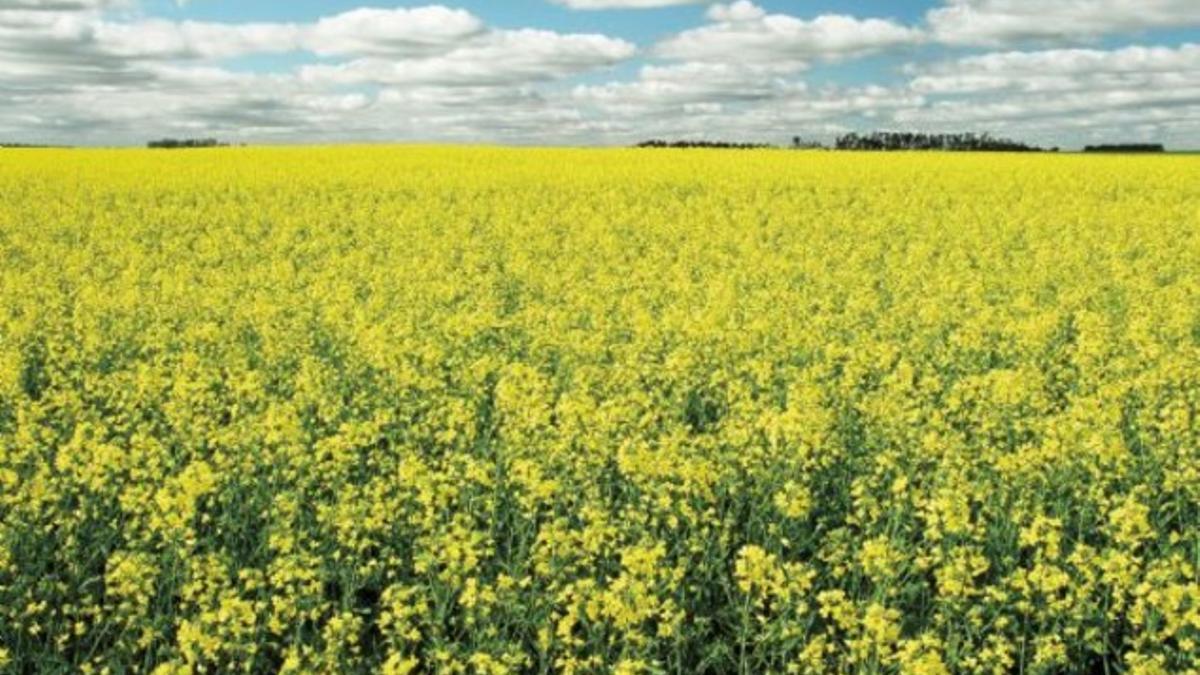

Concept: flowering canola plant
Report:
left=1, top=147, right=1199, bottom=674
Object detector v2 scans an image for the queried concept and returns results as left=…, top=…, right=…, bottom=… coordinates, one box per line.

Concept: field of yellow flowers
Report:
left=1, top=146, right=1198, bottom=674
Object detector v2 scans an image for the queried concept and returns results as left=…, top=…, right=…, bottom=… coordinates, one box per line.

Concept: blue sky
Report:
left=1, top=0, right=1198, bottom=147
left=148, top=1, right=929, bottom=36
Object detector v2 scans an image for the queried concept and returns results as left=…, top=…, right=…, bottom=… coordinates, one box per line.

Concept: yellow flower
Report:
left=773, top=481, right=813, bottom=520
left=613, top=658, right=651, bottom=675
left=859, top=535, right=903, bottom=582
left=150, top=662, right=191, bottom=675
left=735, top=545, right=783, bottom=599
left=1124, top=652, right=1169, bottom=675
left=1109, top=497, right=1153, bottom=548
left=901, top=651, right=950, bottom=675
left=382, top=654, right=420, bottom=675
left=861, top=603, right=901, bottom=647
left=1032, top=635, right=1067, bottom=669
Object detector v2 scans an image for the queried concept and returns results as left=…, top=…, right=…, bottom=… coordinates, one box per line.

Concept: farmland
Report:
left=1, top=147, right=1199, bottom=673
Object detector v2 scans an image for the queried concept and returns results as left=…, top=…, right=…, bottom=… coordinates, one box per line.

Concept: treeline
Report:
left=833, top=131, right=1053, bottom=152
left=635, top=132, right=1068, bottom=152
left=147, top=138, right=227, bottom=149
left=0, top=142, right=64, bottom=148
left=1083, top=144, right=1165, bottom=153
left=635, top=139, right=774, bottom=150
left=791, top=137, right=825, bottom=149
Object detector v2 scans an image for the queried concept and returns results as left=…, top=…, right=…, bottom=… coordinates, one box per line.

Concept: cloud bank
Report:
left=1, top=0, right=1196, bottom=148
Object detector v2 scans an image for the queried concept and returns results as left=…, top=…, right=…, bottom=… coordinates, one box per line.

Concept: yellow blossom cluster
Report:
left=1, top=147, right=1198, bottom=673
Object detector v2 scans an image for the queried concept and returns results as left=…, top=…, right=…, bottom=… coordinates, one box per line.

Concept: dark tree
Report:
left=791, top=136, right=825, bottom=149
left=0, top=142, right=63, bottom=148
left=1083, top=144, right=1165, bottom=153
left=634, top=139, right=775, bottom=150
left=834, top=131, right=1047, bottom=152
left=147, top=138, right=226, bottom=149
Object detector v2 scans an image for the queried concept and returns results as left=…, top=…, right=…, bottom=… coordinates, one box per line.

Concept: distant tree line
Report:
left=791, top=137, right=825, bottom=149
left=1083, top=144, right=1165, bottom=153
left=833, top=131, right=1054, bottom=152
left=635, top=139, right=774, bottom=150
left=0, top=142, right=63, bottom=148
left=147, top=138, right=227, bottom=149
left=635, top=132, right=1063, bottom=152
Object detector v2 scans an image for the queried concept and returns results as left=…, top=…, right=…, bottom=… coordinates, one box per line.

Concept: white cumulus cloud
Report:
left=657, top=1, right=922, bottom=66
left=929, top=0, right=1200, bottom=45
left=305, top=6, right=485, bottom=57
left=910, top=43, right=1200, bottom=94
left=299, top=29, right=635, bottom=87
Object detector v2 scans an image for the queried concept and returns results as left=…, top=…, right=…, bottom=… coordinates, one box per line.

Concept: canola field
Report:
left=1, top=147, right=1199, bottom=674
